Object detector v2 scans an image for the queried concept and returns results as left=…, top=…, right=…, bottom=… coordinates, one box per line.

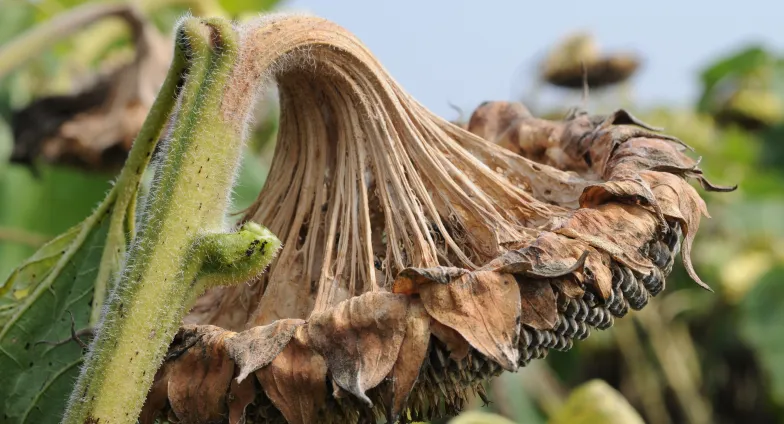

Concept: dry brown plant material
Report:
left=142, top=15, right=733, bottom=423
left=10, top=6, right=170, bottom=172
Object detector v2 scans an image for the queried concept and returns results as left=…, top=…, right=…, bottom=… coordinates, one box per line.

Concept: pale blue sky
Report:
left=281, top=0, right=784, bottom=118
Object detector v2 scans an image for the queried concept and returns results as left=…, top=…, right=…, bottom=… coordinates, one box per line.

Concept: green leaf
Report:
left=548, top=379, right=645, bottom=424
left=0, top=164, right=111, bottom=284
left=0, top=210, right=109, bottom=424
left=739, top=266, right=784, bottom=404
left=0, top=223, right=81, bottom=317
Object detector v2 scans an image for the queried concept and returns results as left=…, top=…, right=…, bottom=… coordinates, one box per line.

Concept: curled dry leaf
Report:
left=228, top=377, right=256, bottom=424
left=551, top=203, right=659, bottom=275
left=386, top=298, right=431, bottom=422
left=642, top=171, right=713, bottom=290
left=430, top=319, right=471, bottom=362
left=518, top=278, right=558, bottom=331
left=139, top=366, right=170, bottom=424
left=415, top=270, right=521, bottom=371
left=168, top=325, right=236, bottom=424
left=226, top=318, right=305, bottom=383
left=307, top=292, right=409, bottom=405
left=255, top=326, right=327, bottom=424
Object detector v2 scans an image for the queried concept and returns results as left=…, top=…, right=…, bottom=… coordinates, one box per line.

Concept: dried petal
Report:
left=551, top=277, right=585, bottom=299
left=387, top=298, right=431, bottom=422
left=430, top=320, right=471, bottom=361
left=307, top=292, right=409, bottom=405
left=484, top=241, right=588, bottom=278
left=226, top=318, right=305, bottom=383
left=168, top=325, right=236, bottom=423
left=255, top=326, right=327, bottom=424
left=418, top=270, right=521, bottom=370
left=552, top=203, right=658, bottom=274
left=393, top=266, right=468, bottom=294
left=519, top=278, right=558, bottom=330
left=642, top=171, right=713, bottom=290
left=228, top=375, right=256, bottom=424
left=140, top=365, right=170, bottom=424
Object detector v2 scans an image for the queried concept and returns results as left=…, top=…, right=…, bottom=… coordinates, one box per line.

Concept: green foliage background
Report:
left=0, top=1, right=783, bottom=423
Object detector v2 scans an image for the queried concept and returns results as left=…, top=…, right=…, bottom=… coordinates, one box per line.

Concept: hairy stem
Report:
left=88, top=34, right=189, bottom=326
left=62, top=18, right=280, bottom=424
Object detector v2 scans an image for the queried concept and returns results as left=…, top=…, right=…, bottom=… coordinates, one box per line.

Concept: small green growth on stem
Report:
left=61, top=18, right=280, bottom=424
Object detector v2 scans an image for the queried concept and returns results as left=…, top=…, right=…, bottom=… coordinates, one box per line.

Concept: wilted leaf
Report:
left=228, top=373, right=256, bottom=424
left=551, top=276, right=585, bottom=299
left=387, top=298, right=431, bottom=422
left=139, top=366, right=170, bottom=424
left=642, top=171, right=712, bottom=290
left=0, top=213, right=108, bottom=424
left=551, top=203, right=658, bottom=275
left=256, top=326, right=327, bottom=424
left=393, top=266, right=468, bottom=295
left=430, top=319, right=471, bottom=361
left=548, top=379, right=645, bottom=424
left=226, top=318, right=304, bottom=383
left=307, top=292, right=409, bottom=405
left=168, top=325, right=236, bottom=423
left=417, top=270, right=521, bottom=371
left=484, top=241, right=588, bottom=278
left=487, top=231, right=611, bottom=300
left=518, top=278, right=558, bottom=331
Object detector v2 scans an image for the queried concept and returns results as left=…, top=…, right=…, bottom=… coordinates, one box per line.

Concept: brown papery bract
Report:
left=141, top=15, right=734, bottom=424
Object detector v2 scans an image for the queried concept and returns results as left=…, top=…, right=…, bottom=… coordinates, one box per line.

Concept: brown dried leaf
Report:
left=387, top=298, right=431, bottom=422
left=489, top=232, right=612, bottom=300
left=466, top=101, right=532, bottom=142
left=579, top=170, right=668, bottom=232
left=168, top=325, right=236, bottom=423
left=606, top=137, right=698, bottom=179
left=255, top=326, right=328, bottom=424
left=139, top=365, right=170, bottom=424
left=430, top=320, right=471, bottom=361
left=483, top=240, right=588, bottom=278
left=307, top=292, right=409, bottom=405
left=551, top=203, right=658, bottom=274
left=228, top=375, right=256, bottom=424
left=418, top=270, right=521, bottom=370
left=551, top=277, right=585, bottom=299
left=226, top=318, right=305, bottom=382
left=11, top=13, right=170, bottom=172
left=519, top=278, right=558, bottom=330
left=641, top=171, right=712, bottom=290
left=393, top=267, right=468, bottom=295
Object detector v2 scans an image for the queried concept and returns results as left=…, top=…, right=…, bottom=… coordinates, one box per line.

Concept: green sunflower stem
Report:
left=62, top=18, right=280, bottom=424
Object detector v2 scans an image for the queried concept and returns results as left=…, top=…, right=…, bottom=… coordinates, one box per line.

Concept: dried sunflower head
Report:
left=540, top=32, right=640, bottom=89
left=143, top=15, right=732, bottom=424
left=10, top=5, right=170, bottom=173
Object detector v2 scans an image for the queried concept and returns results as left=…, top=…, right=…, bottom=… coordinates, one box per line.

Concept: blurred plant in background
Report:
left=1, top=2, right=783, bottom=423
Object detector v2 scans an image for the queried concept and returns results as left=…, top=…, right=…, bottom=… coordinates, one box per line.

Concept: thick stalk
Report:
left=62, top=18, right=280, bottom=424
left=89, top=35, right=189, bottom=325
